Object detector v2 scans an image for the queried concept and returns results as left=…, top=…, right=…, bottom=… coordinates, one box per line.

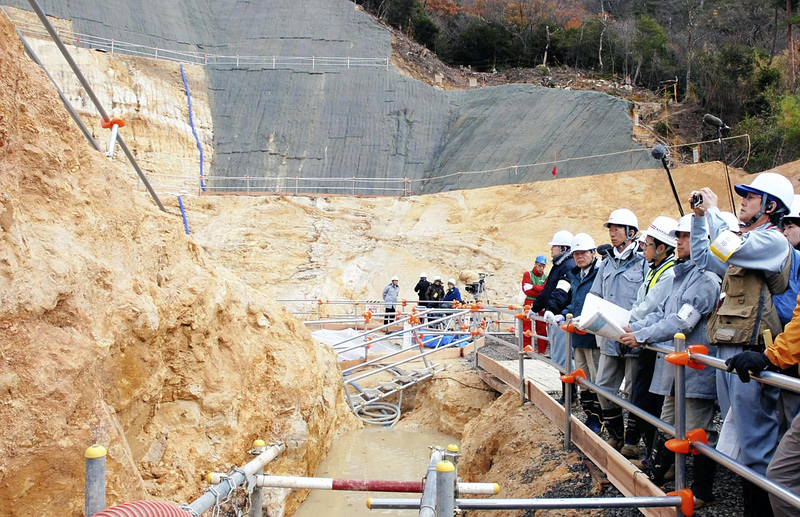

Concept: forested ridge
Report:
left=354, top=0, right=800, bottom=172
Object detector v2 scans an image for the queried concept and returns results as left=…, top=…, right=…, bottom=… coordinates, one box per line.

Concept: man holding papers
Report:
left=590, top=208, right=648, bottom=450
left=619, top=214, right=721, bottom=508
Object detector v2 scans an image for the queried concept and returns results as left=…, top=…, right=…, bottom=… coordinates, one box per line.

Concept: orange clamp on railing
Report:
left=317, top=299, right=323, bottom=306
left=507, top=304, right=516, bottom=310
left=666, top=429, right=708, bottom=456
left=666, top=344, right=708, bottom=370
left=101, top=116, right=125, bottom=129
left=507, top=326, right=515, bottom=333
left=452, top=300, right=459, bottom=308
left=686, top=344, right=709, bottom=370
left=470, top=304, right=479, bottom=313
left=461, top=324, right=468, bottom=331
left=362, top=311, right=372, bottom=321
left=523, top=330, right=533, bottom=338
left=476, top=301, right=485, bottom=309
left=353, top=301, right=360, bottom=306
left=523, top=304, right=532, bottom=313
left=559, top=369, right=586, bottom=384
left=523, top=345, right=534, bottom=352
left=559, top=322, right=586, bottom=334
left=666, top=489, right=694, bottom=516
left=401, top=299, right=407, bottom=307
left=475, top=328, right=485, bottom=337
left=514, top=313, right=527, bottom=320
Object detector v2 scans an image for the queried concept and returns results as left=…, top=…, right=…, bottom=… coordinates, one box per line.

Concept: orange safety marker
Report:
left=559, top=369, right=586, bottom=384
left=507, top=326, right=515, bottom=333
left=461, top=324, right=468, bottom=331
left=475, top=328, right=484, bottom=336
left=317, top=299, right=324, bottom=306
left=523, top=330, right=533, bottom=338
left=665, top=428, right=708, bottom=456
left=559, top=322, right=587, bottom=334
left=476, top=302, right=485, bottom=309
left=666, top=489, right=694, bottom=516
left=507, top=304, right=515, bottom=310
left=100, top=116, right=125, bottom=129
left=665, top=345, right=709, bottom=370
left=354, top=301, right=360, bottom=306
left=401, top=299, right=407, bottom=307
left=523, top=345, right=534, bottom=353
left=470, top=304, right=479, bottom=313
left=514, top=313, right=527, bottom=320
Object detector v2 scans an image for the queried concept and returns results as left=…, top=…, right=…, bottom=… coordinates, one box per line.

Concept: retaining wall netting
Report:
left=9, top=0, right=653, bottom=194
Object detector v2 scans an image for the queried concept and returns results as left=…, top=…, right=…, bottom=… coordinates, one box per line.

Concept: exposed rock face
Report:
left=183, top=162, right=747, bottom=311
left=399, top=369, right=497, bottom=437
left=4, top=6, right=212, bottom=190
left=0, top=14, right=355, bottom=517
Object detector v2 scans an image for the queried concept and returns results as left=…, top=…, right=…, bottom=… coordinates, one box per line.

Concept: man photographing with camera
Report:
left=691, top=173, right=794, bottom=516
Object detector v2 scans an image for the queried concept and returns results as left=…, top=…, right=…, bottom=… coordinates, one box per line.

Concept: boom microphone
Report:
left=651, top=144, right=667, bottom=161
left=703, top=114, right=730, bottom=130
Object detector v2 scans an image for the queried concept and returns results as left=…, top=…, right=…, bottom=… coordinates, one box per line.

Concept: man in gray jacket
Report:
left=382, top=276, right=400, bottom=326
left=620, top=214, right=721, bottom=508
left=591, top=208, right=648, bottom=450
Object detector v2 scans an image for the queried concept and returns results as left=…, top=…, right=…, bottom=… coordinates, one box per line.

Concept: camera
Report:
left=691, top=193, right=703, bottom=209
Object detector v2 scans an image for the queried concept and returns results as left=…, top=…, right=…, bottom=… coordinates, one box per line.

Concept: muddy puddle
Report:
left=293, top=426, right=459, bottom=516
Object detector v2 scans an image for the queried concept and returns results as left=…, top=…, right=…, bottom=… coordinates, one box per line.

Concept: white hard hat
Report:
left=604, top=208, right=639, bottom=230
left=672, top=214, right=694, bottom=236
left=391, top=276, right=399, bottom=281
left=433, top=275, right=442, bottom=281
left=420, top=272, right=427, bottom=278
left=448, top=278, right=456, bottom=285
left=548, top=230, right=574, bottom=247
left=644, top=216, right=678, bottom=248
left=570, top=233, right=596, bottom=252
left=734, top=172, right=794, bottom=213
left=720, top=211, right=741, bottom=230
left=785, top=196, right=800, bottom=219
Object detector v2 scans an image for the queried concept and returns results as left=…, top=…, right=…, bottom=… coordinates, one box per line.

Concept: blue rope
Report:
left=178, top=196, right=190, bottom=235
left=180, top=65, right=206, bottom=191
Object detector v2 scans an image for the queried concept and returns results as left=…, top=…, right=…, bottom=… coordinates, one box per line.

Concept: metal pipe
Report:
left=435, top=461, right=456, bottom=517
left=673, top=333, right=686, bottom=515
left=248, top=440, right=266, bottom=517
left=344, top=335, right=470, bottom=384
left=187, top=443, right=284, bottom=515
left=693, top=442, right=800, bottom=511
left=564, top=314, right=573, bottom=450
left=686, top=351, right=800, bottom=393
left=26, top=0, right=166, bottom=213
left=16, top=32, right=101, bottom=151
left=206, top=473, right=498, bottom=494
left=516, top=316, right=525, bottom=404
left=84, top=445, right=106, bottom=517
left=331, top=310, right=434, bottom=348
left=419, top=449, right=443, bottom=517
left=340, top=311, right=469, bottom=370
left=367, top=496, right=683, bottom=510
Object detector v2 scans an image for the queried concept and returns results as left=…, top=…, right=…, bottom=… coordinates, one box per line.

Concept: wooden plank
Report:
left=477, top=354, right=673, bottom=517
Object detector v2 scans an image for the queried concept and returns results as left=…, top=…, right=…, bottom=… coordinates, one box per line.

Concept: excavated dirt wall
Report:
left=0, top=14, right=356, bottom=517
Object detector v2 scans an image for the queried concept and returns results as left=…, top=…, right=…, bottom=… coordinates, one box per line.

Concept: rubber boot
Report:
left=604, top=407, right=625, bottom=450
left=581, top=391, right=604, bottom=434
left=743, top=478, right=774, bottom=517
left=690, top=454, right=716, bottom=508
left=647, top=433, right=675, bottom=485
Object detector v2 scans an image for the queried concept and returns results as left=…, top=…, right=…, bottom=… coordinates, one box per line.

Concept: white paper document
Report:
left=572, top=293, right=631, bottom=341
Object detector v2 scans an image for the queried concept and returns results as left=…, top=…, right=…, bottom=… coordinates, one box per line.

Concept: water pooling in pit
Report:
left=292, top=426, right=459, bottom=517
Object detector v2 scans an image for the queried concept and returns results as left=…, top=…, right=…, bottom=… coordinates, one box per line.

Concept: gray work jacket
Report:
left=631, top=260, right=721, bottom=399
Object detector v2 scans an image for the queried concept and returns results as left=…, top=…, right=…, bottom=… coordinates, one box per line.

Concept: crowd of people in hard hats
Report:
left=525, top=172, right=800, bottom=516
left=381, top=273, right=463, bottom=327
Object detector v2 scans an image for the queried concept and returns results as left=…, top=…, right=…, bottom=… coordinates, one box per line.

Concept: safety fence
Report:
left=6, top=15, right=390, bottom=69
left=127, top=134, right=751, bottom=199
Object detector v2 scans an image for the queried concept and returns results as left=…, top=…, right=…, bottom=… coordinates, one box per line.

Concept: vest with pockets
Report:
left=707, top=257, right=791, bottom=348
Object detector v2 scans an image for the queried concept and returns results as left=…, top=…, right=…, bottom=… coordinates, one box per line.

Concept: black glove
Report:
left=597, top=243, right=613, bottom=257
left=725, top=351, right=777, bottom=383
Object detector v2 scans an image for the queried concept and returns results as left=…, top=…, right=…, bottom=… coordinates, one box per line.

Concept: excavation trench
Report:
left=285, top=357, right=616, bottom=517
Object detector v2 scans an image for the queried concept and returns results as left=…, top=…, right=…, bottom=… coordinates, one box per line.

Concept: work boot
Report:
left=604, top=407, right=625, bottom=450
left=581, top=391, right=604, bottom=434
left=620, top=418, right=641, bottom=458
left=647, top=433, right=675, bottom=485
left=690, top=455, right=716, bottom=507
left=630, top=457, right=649, bottom=471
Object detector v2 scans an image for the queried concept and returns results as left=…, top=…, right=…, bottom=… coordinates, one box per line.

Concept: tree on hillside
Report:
left=632, top=15, right=668, bottom=85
